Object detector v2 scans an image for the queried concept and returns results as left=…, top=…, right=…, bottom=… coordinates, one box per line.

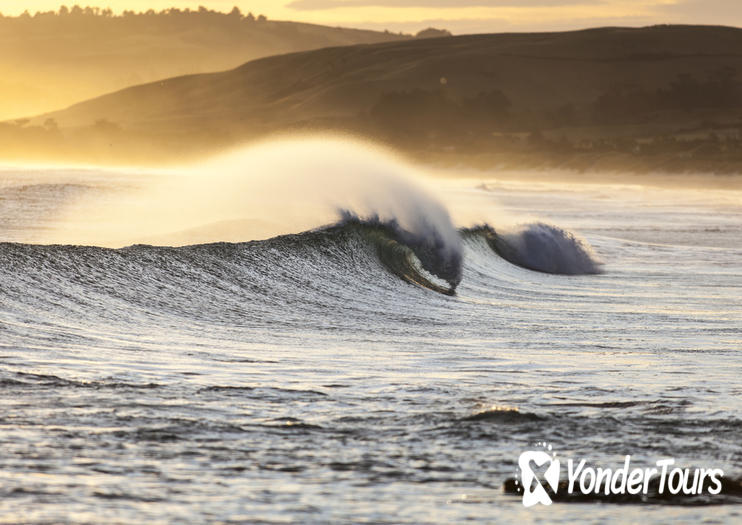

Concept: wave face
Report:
left=0, top=218, right=600, bottom=340
left=339, top=212, right=461, bottom=291
left=0, top=219, right=459, bottom=334
left=466, top=223, right=603, bottom=275
left=1, top=217, right=597, bottom=316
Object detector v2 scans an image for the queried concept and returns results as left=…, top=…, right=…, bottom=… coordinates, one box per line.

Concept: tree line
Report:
left=0, top=5, right=268, bottom=23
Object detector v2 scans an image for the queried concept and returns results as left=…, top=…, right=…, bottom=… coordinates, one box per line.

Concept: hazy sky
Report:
left=1, top=0, right=740, bottom=33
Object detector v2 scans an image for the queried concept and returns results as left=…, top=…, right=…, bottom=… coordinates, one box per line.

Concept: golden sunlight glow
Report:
left=0, top=1, right=738, bottom=33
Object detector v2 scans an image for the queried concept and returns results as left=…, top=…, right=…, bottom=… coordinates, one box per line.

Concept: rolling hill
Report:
left=0, top=7, right=410, bottom=120
left=5, top=24, right=742, bottom=172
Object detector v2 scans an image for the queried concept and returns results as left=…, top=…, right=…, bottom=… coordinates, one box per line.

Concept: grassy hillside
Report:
left=5, top=24, right=742, bottom=173
left=0, top=6, right=410, bottom=120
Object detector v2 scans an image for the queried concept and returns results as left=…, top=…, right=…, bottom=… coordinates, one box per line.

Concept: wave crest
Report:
left=467, top=223, right=603, bottom=275
left=339, top=212, right=462, bottom=292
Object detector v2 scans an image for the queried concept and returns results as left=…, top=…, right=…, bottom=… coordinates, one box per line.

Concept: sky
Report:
left=0, top=0, right=741, bottom=34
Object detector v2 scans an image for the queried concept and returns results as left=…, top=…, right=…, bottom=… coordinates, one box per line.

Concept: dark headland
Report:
left=4, top=24, right=742, bottom=175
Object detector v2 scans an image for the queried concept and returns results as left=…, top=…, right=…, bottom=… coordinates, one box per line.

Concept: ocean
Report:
left=1, top=140, right=740, bottom=523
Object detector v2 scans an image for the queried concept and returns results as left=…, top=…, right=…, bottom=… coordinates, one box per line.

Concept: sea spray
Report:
left=42, top=137, right=463, bottom=283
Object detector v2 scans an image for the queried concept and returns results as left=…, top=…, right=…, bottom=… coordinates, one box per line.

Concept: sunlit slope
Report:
left=8, top=25, right=742, bottom=170
left=31, top=25, right=742, bottom=127
left=0, top=10, right=409, bottom=120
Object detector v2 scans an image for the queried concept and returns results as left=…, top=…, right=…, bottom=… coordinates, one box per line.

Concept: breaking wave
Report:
left=465, top=223, right=603, bottom=275
left=0, top=218, right=601, bottom=316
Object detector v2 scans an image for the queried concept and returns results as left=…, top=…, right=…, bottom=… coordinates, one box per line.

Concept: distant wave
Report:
left=465, top=223, right=603, bottom=275
left=462, top=406, right=543, bottom=423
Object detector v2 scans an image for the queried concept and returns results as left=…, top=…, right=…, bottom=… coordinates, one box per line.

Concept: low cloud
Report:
left=288, top=0, right=603, bottom=10
left=349, top=14, right=656, bottom=35
left=655, top=0, right=742, bottom=18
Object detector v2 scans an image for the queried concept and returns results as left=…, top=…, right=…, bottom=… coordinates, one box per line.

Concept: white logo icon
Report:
left=515, top=446, right=724, bottom=508
left=519, top=445, right=561, bottom=507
